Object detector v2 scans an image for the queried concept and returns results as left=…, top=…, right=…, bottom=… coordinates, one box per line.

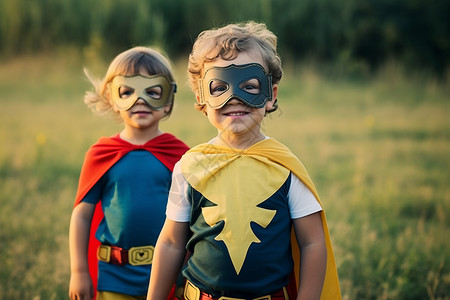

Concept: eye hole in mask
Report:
left=209, top=78, right=261, bottom=97
left=111, top=74, right=176, bottom=111
left=118, top=85, right=162, bottom=100
left=199, top=63, right=272, bottom=109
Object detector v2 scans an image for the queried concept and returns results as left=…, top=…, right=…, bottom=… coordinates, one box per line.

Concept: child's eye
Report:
left=210, top=80, right=228, bottom=96
left=119, top=86, right=134, bottom=99
left=145, top=86, right=162, bottom=99
left=240, top=79, right=260, bottom=94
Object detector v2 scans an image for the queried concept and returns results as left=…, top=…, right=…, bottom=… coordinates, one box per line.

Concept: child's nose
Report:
left=135, top=98, right=147, bottom=104
left=226, top=97, right=244, bottom=106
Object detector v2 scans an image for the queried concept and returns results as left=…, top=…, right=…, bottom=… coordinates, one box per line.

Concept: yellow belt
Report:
left=97, top=244, right=154, bottom=266
left=184, top=280, right=289, bottom=300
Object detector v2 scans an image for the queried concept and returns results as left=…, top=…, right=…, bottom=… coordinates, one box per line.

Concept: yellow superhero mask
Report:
left=110, top=74, right=176, bottom=110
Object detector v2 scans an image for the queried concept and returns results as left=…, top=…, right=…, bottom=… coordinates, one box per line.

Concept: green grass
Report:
left=0, top=53, right=449, bottom=299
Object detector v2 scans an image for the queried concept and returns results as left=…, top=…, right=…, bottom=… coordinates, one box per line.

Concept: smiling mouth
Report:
left=225, top=112, right=248, bottom=116
left=133, top=110, right=151, bottom=114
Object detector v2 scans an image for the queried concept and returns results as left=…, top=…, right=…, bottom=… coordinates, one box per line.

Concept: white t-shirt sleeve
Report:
left=288, top=173, right=322, bottom=219
left=167, top=164, right=322, bottom=221
left=166, top=161, right=191, bottom=222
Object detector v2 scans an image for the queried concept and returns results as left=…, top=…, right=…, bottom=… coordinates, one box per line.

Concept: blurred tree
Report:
left=0, top=0, right=448, bottom=76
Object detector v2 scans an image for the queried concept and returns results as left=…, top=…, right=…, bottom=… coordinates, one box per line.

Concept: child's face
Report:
left=112, top=68, right=172, bottom=131
left=199, top=50, right=278, bottom=144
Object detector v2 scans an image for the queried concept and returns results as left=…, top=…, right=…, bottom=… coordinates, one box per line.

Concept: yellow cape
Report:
left=181, top=138, right=341, bottom=299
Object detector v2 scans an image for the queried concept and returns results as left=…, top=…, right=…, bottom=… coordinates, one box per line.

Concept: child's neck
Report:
left=212, top=131, right=266, bottom=149
left=119, top=127, right=162, bottom=145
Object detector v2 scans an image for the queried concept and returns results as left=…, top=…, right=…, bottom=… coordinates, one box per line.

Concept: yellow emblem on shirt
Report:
left=181, top=145, right=289, bottom=274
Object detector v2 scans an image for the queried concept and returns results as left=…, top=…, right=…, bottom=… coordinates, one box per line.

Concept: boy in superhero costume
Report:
left=147, top=23, right=341, bottom=300
left=69, top=47, right=189, bottom=300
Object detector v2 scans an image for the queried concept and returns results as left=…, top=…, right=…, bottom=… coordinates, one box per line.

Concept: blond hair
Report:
left=84, top=46, right=176, bottom=119
left=187, top=22, right=282, bottom=113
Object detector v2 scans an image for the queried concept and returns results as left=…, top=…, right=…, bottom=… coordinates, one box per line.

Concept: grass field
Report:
left=0, top=53, right=449, bottom=299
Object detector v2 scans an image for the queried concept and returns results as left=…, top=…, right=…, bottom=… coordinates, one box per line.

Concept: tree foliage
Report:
left=1, top=0, right=448, bottom=75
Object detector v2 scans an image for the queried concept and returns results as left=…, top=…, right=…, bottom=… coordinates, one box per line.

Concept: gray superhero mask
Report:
left=199, top=63, right=273, bottom=109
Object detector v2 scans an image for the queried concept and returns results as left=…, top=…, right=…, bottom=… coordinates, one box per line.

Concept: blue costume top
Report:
left=83, top=150, right=171, bottom=295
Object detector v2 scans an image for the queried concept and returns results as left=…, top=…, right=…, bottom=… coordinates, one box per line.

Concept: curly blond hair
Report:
left=84, top=46, right=176, bottom=120
left=187, top=22, right=282, bottom=114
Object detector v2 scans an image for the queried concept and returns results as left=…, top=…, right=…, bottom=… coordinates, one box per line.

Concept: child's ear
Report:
left=163, top=104, right=172, bottom=114
left=265, top=84, right=278, bottom=111
left=112, top=104, right=120, bottom=113
left=272, top=83, right=278, bottom=101
left=106, top=89, right=119, bottom=112
left=196, top=91, right=208, bottom=116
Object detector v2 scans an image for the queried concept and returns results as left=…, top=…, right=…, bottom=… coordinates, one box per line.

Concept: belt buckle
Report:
left=252, top=296, right=271, bottom=300
left=128, top=245, right=154, bottom=265
left=184, top=280, right=201, bottom=300
left=218, top=295, right=271, bottom=300
left=97, top=244, right=111, bottom=263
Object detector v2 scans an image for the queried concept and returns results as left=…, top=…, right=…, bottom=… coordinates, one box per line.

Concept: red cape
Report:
left=73, top=133, right=189, bottom=297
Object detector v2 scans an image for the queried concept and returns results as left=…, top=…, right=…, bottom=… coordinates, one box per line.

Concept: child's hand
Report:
left=69, top=271, right=94, bottom=300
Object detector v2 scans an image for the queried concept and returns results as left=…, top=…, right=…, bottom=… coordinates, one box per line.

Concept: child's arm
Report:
left=69, top=202, right=96, bottom=300
left=293, top=212, right=327, bottom=300
left=147, top=219, right=190, bottom=300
